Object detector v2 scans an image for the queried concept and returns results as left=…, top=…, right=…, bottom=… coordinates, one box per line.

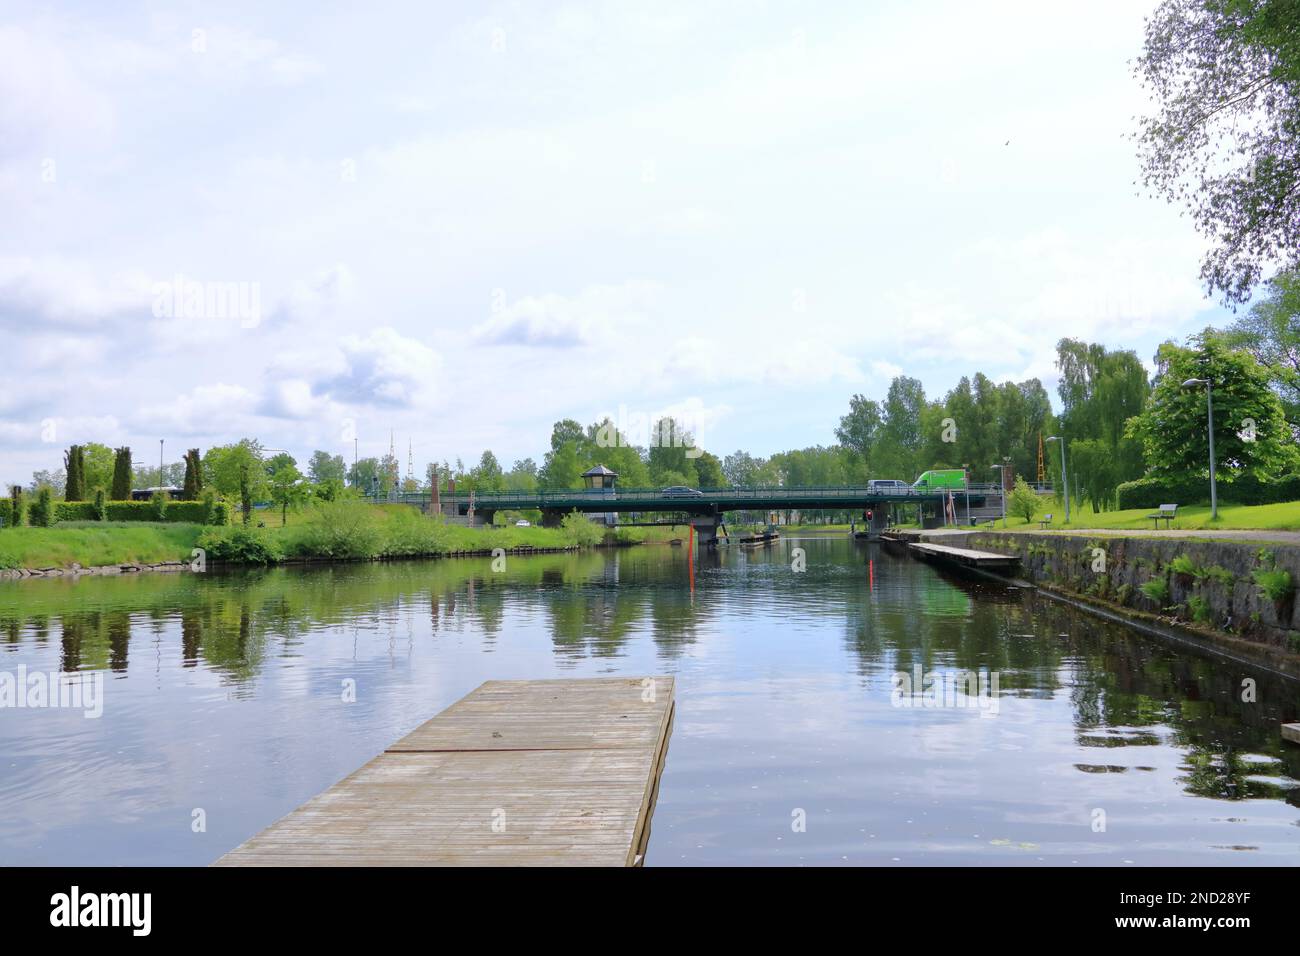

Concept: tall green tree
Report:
left=1126, top=331, right=1297, bottom=481
left=63, top=445, right=85, bottom=501
left=1222, top=267, right=1300, bottom=422
left=1135, top=0, right=1300, bottom=303
left=111, top=447, right=132, bottom=500
left=308, top=450, right=347, bottom=484
left=835, top=394, right=883, bottom=471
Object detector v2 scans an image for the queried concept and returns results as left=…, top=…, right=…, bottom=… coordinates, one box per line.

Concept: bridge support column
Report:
left=689, top=515, right=724, bottom=548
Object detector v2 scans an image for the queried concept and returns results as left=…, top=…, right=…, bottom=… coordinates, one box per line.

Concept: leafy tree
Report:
left=1055, top=339, right=1147, bottom=509
left=81, top=443, right=115, bottom=495
left=647, top=417, right=700, bottom=486
left=64, top=445, right=84, bottom=501
left=1134, top=0, right=1300, bottom=303
left=205, top=440, right=267, bottom=504
left=308, top=450, right=347, bottom=484
left=30, top=486, right=54, bottom=527
left=182, top=448, right=203, bottom=500
left=1008, top=476, right=1040, bottom=523
left=30, top=469, right=65, bottom=496
left=1222, top=267, right=1300, bottom=421
left=469, top=450, right=505, bottom=494
left=870, top=376, right=928, bottom=480
left=8, top=486, right=22, bottom=527
left=111, top=447, right=132, bottom=500
left=1126, top=331, right=1297, bottom=481
left=722, top=450, right=767, bottom=486
left=835, top=394, right=883, bottom=469
left=348, top=457, right=381, bottom=493
left=267, top=455, right=307, bottom=524
left=694, top=450, right=726, bottom=488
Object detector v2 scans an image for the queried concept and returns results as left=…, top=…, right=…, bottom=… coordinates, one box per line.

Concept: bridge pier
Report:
left=689, top=514, right=725, bottom=548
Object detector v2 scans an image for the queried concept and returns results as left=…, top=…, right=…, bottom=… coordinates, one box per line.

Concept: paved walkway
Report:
left=928, top=526, right=1300, bottom=544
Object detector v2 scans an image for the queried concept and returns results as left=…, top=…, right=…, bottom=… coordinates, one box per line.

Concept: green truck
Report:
left=912, top=469, right=967, bottom=491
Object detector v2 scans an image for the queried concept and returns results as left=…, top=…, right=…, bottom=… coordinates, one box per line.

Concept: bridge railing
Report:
left=360, top=482, right=1047, bottom=508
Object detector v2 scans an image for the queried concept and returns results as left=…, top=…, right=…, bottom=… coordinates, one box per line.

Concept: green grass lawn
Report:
left=994, top=500, right=1300, bottom=534
left=0, top=522, right=204, bottom=569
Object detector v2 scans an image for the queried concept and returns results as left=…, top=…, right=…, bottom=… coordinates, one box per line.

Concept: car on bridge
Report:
left=661, top=486, right=704, bottom=498
left=867, top=479, right=909, bottom=493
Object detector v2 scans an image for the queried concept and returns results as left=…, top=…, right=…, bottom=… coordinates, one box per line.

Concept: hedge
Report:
left=1115, top=473, right=1300, bottom=510
left=53, top=502, right=99, bottom=522
left=39, top=500, right=232, bottom=525
left=0, top=499, right=10, bottom=527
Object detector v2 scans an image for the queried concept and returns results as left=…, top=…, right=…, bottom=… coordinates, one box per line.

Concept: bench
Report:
left=1147, top=503, right=1178, bottom=529
left=1038, top=513, right=1053, bottom=529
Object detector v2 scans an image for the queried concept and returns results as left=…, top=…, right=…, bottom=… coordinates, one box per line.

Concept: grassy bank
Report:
left=0, top=503, right=610, bottom=571
left=0, top=522, right=204, bottom=569
left=988, top=500, right=1300, bottom=534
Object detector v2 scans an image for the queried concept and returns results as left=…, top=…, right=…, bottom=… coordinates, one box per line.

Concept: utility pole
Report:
left=159, top=439, right=165, bottom=489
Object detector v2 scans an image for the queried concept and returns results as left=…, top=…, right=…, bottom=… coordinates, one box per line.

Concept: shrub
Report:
left=53, top=501, right=99, bottom=522
left=149, top=490, right=167, bottom=521
left=93, top=488, right=106, bottom=521
left=1169, top=554, right=1201, bottom=579
left=111, top=447, right=132, bottom=501
left=0, top=498, right=10, bottom=528
left=1188, top=594, right=1212, bottom=623
left=29, top=487, right=54, bottom=527
left=1252, top=567, right=1295, bottom=603
left=8, top=487, right=22, bottom=528
left=560, top=510, right=604, bottom=547
left=1139, top=576, right=1170, bottom=607
left=1008, top=476, right=1039, bottom=523
left=1116, top=472, right=1300, bottom=510
left=196, top=526, right=283, bottom=564
left=285, top=499, right=384, bottom=559
left=379, top=508, right=446, bottom=557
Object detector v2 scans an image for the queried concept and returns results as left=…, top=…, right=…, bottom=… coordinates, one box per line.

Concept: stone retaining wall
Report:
left=965, top=532, right=1300, bottom=655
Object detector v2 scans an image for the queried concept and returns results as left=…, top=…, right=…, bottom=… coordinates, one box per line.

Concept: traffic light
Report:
left=865, top=509, right=873, bottom=521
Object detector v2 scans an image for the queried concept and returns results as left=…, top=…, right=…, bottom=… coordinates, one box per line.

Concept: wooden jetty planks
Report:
left=216, top=676, right=675, bottom=867
left=908, top=541, right=1021, bottom=569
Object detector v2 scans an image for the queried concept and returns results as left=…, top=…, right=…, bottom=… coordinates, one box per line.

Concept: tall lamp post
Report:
left=1182, top=377, right=1218, bottom=520
left=159, top=439, right=165, bottom=490
left=1045, top=436, right=1068, bottom=524
left=991, top=462, right=1008, bottom=527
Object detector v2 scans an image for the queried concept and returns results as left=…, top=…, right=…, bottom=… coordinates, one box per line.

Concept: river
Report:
left=1, top=537, right=1297, bottom=865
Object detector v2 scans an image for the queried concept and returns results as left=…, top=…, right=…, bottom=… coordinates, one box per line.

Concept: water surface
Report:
left=1, top=538, right=1298, bottom=865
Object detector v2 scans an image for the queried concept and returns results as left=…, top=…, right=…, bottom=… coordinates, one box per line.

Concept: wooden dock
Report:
left=216, top=677, right=675, bottom=867
left=908, top=541, right=1021, bottom=570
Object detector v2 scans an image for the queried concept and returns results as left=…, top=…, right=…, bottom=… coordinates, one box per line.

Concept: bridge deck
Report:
left=215, top=677, right=675, bottom=867
left=908, top=541, right=1021, bottom=569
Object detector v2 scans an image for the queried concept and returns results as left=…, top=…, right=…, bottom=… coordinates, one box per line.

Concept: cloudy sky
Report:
left=0, top=0, right=1232, bottom=486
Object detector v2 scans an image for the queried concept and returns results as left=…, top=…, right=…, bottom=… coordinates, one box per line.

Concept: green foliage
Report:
left=196, top=526, right=284, bottom=564
left=284, top=499, right=385, bottom=559
left=1168, top=554, right=1201, bottom=578
left=267, top=453, right=307, bottom=523
left=560, top=510, right=604, bottom=547
left=0, top=498, right=9, bottom=527
left=53, top=501, right=99, bottom=522
left=8, top=487, right=23, bottom=528
left=1135, top=0, right=1300, bottom=303
left=308, top=450, right=347, bottom=484
left=0, top=523, right=203, bottom=570
left=376, top=508, right=446, bottom=557
left=1126, top=331, right=1297, bottom=482
left=203, top=440, right=267, bottom=503
left=149, top=490, right=167, bottom=521
left=92, top=488, right=106, bottom=521
left=1007, top=476, right=1040, bottom=522
left=111, top=447, right=132, bottom=501
left=1140, top=576, right=1171, bottom=606
left=1222, top=268, right=1300, bottom=421
left=63, top=445, right=86, bottom=501
left=29, top=487, right=54, bottom=527
left=1188, top=594, right=1213, bottom=623
left=182, top=448, right=203, bottom=500
left=1252, top=567, right=1295, bottom=603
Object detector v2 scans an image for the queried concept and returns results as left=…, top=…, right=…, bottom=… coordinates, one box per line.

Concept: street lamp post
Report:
left=962, top=463, right=970, bottom=525
left=991, top=463, right=1008, bottom=527
left=1182, top=378, right=1218, bottom=520
left=1046, top=436, right=1068, bottom=524
left=159, top=439, right=164, bottom=490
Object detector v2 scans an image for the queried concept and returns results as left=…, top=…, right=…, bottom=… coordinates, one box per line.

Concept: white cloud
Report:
left=474, top=282, right=661, bottom=348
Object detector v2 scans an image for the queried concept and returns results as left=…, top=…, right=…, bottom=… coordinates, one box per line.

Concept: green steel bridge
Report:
left=366, top=482, right=1026, bottom=522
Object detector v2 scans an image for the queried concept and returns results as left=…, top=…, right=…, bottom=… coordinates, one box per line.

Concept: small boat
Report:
left=668, top=538, right=684, bottom=547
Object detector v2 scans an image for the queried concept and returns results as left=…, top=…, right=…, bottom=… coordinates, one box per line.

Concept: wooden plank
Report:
left=216, top=677, right=674, bottom=867
left=1283, top=722, right=1300, bottom=745
left=909, top=541, right=1020, bottom=568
